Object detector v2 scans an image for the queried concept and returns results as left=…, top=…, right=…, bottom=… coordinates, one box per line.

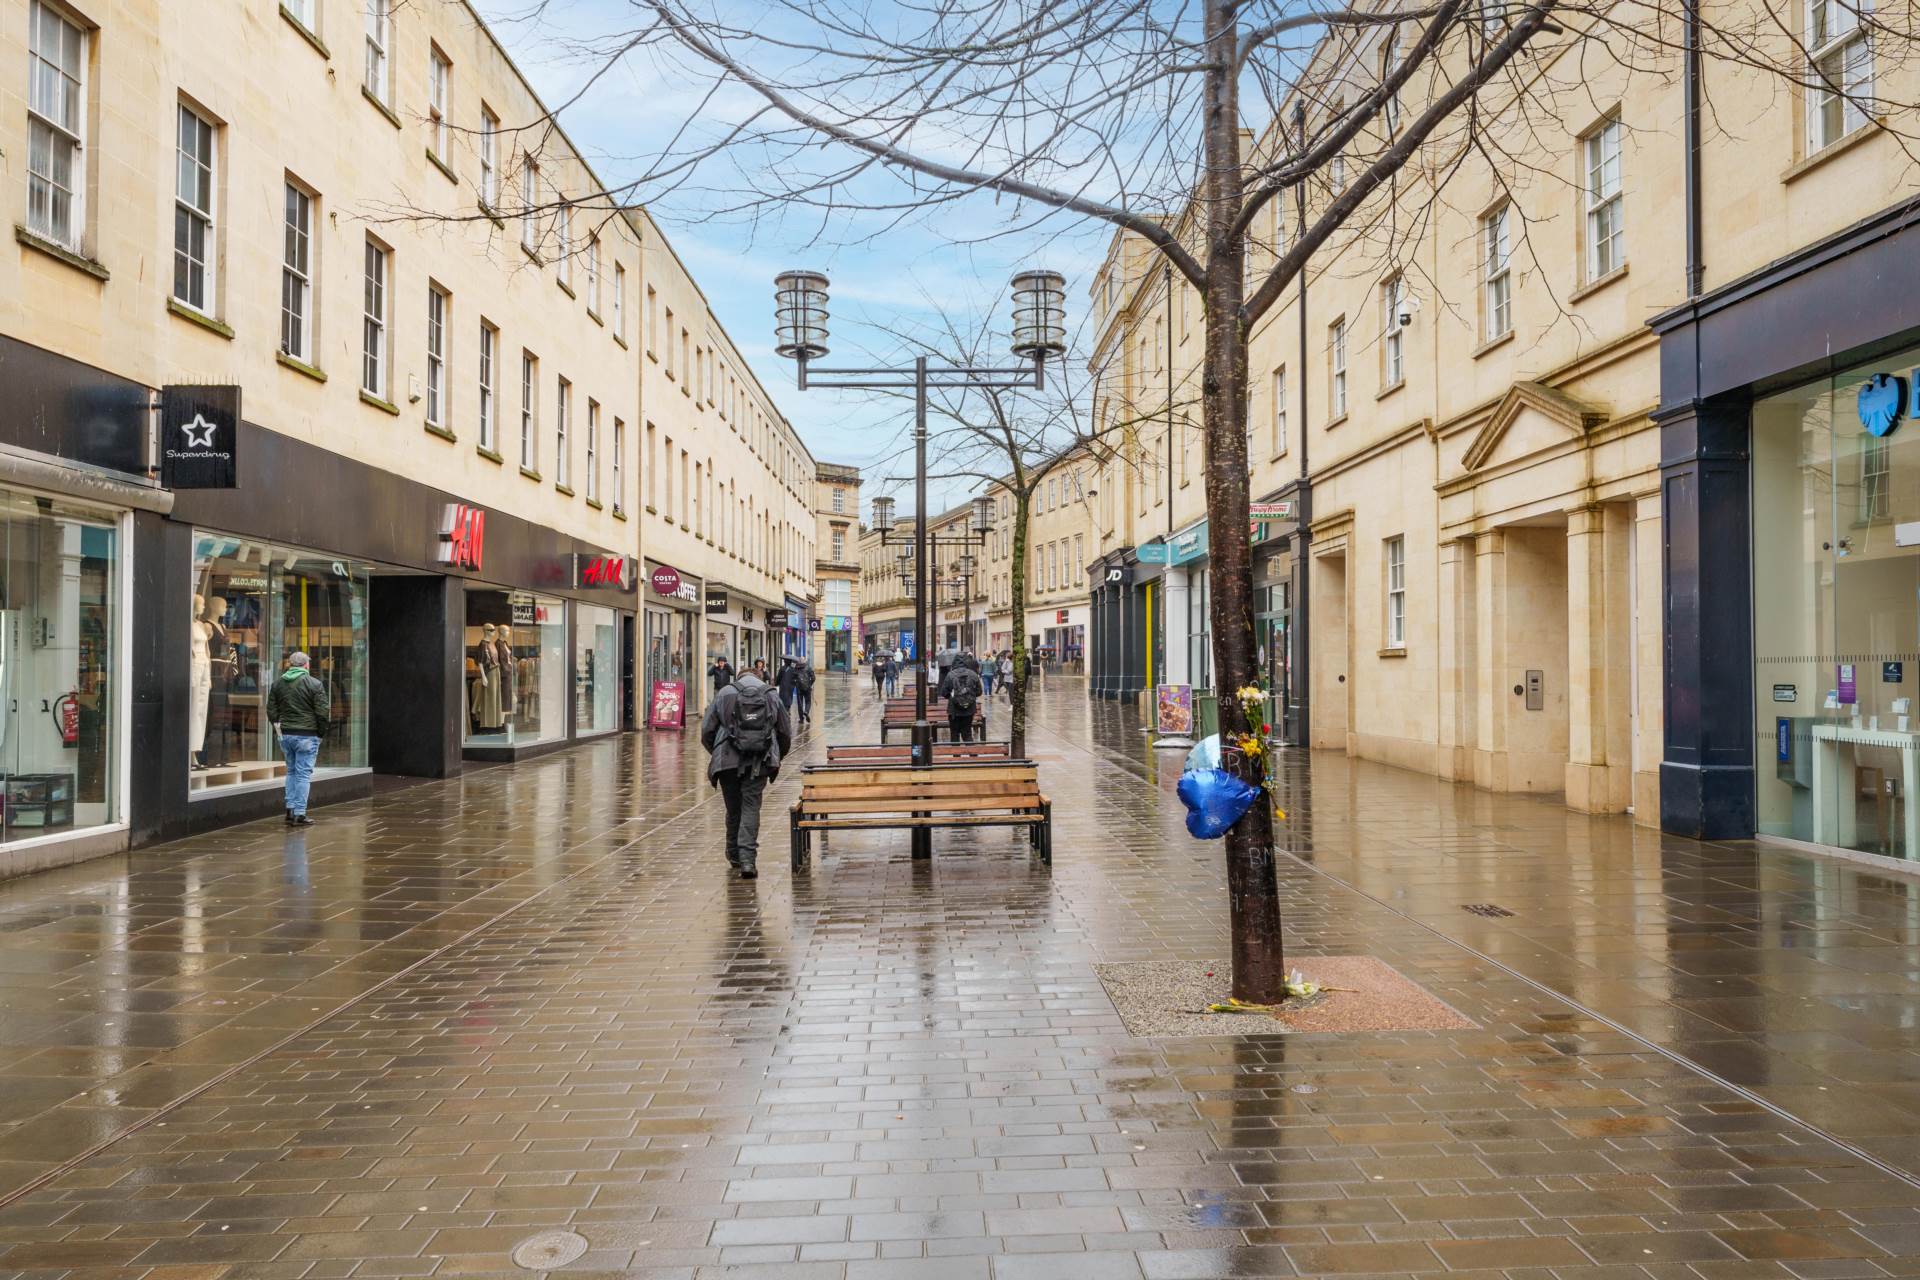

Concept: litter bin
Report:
left=1196, top=689, right=1218, bottom=740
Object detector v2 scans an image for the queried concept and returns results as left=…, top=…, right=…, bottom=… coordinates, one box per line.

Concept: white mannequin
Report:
left=190, top=592, right=212, bottom=764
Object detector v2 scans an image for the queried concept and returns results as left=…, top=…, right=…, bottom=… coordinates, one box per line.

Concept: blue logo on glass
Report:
left=1857, top=372, right=1907, bottom=438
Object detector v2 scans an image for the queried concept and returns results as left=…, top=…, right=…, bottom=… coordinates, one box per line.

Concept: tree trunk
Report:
left=1202, top=0, right=1284, bottom=1002
left=1009, top=490, right=1030, bottom=758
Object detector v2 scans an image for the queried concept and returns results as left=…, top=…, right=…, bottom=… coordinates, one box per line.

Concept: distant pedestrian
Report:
left=795, top=661, right=815, bottom=726
left=775, top=656, right=802, bottom=714
left=700, top=667, right=791, bottom=879
left=981, top=656, right=996, bottom=697
left=752, top=658, right=769, bottom=682
left=707, top=655, right=734, bottom=692
left=883, top=655, right=900, bottom=698
left=998, top=651, right=1014, bottom=699
left=870, top=653, right=887, bottom=697
left=265, top=650, right=329, bottom=827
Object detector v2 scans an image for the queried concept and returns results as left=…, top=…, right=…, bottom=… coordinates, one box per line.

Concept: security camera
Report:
left=1396, top=294, right=1421, bottom=329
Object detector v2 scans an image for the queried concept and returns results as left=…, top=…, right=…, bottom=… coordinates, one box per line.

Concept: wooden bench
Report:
left=826, top=741, right=1011, bottom=765
left=880, top=699, right=986, bottom=743
left=790, top=763, right=1050, bottom=870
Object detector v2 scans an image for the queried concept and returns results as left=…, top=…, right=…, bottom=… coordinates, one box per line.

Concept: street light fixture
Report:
left=774, top=266, right=1060, bottom=821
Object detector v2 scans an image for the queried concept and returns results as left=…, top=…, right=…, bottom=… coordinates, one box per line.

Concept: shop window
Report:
left=575, top=604, right=619, bottom=736
left=0, top=492, right=118, bottom=844
left=1861, top=434, right=1891, bottom=522
left=463, top=588, right=566, bottom=747
left=190, top=533, right=369, bottom=796
left=1806, top=0, right=1871, bottom=152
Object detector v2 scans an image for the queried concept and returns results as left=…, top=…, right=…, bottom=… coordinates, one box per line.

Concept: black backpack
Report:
left=949, top=667, right=982, bottom=716
left=728, top=684, right=776, bottom=757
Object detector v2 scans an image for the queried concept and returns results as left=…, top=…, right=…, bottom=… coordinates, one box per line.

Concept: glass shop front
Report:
left=462, top=588, right=568, bottom=748
left=1754, top=342, right=1920, bottom=862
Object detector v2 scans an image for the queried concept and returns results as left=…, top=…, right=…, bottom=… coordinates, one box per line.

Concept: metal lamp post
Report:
left=775, top=270, right=1066, bottom=844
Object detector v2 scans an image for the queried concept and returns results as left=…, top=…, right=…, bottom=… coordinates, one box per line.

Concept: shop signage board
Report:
left=1169, top=522, right=1209, bottom=565
left=825, top=615, right=850, bottom=631
left=1056, top=609, right=1069, bottom=623
left=576, top=553, right=635, bottom=589
left=767, top=609, right=789, bottom=629
left=1887, top=662, right=1905, bottom=684
left=1839, top=663, right=1858, bottom=704
left=1856, top=371, right=1915, bottom=437
left=436, top=503, right=486, bottom=572
left=649, top=679, right=686, bottom=729
left=160, top=384, right=241, bottom=489
left=649, top=564, right=699, bottom=604
left=1135, top=543, right=1171, bottom=564
left=1772, top=683, right=1797, bottom=702
left=808, top=618, right=822, bottom=632
left=705, top=589, right=729, bottom=615
left=1156, top=684, right=1194, bottom=736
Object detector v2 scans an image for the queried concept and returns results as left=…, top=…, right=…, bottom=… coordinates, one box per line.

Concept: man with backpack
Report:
left=794, top=660, right=815, bottom=727
left=700, top=665, right=791, bottom=879
left=939, top=653, right=984, bottom=743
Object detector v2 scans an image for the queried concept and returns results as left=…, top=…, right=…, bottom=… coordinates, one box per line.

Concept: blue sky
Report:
left=471, top=0, right=1116, bottom=517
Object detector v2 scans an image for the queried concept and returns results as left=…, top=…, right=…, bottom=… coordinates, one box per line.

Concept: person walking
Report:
left=795, top=661, right=815, bottom=726
left=775, top=656, right=802, bottom=715
left=998, top=651, right=1014, bottom=700
left=941, top=653, right=984, bottom=743
left=700, top=665, right=791, bottom=879
left=707, top=654, right=734, bottom=693
left=870, top=652, right=887, bottom=698
left=265, top=650, right=329, bottom=827
left=883, top=654, right=900, bottom=698
left=980, top=652, right=997, bottom=698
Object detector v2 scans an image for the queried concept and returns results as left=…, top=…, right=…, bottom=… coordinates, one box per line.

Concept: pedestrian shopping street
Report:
left=0, top=675, right=1918, bottom=1278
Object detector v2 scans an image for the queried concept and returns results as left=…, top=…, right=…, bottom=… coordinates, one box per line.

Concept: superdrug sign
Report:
left=159, top=384, right=241, bottom=489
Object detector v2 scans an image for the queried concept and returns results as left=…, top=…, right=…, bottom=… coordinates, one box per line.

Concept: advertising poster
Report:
left=1156, top=684, right=1194, bottom=736
left=649, top=679, right=686, bottom=730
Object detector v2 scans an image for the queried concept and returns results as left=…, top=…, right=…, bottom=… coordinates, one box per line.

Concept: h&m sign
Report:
left=437, top=504, right=486, bottom=572
left=576, top=553, right=637, bottom=590
left=159, top=384, right=241, bottom=489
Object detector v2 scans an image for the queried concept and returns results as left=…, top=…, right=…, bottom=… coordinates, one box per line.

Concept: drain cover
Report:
left=1462, top=903, right=1515, bottom=918
left=1290, top=1083, right=1317, bottom=1094
left=511, top=1230, right=589, bottom=1270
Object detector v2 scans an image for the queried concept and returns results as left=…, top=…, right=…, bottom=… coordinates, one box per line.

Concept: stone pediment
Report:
left=1461, top=381, right=1607, bottom=473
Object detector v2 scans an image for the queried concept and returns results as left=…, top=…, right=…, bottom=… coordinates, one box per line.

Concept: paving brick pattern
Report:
left=0, top=677, right=1913, bottom=1278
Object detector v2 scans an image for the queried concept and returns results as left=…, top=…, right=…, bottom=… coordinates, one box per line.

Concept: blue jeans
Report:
left=281, top=732, right=320, bottom=816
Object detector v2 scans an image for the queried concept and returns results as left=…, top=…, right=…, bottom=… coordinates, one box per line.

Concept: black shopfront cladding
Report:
left=1653, top=198, right=1920, bottom=841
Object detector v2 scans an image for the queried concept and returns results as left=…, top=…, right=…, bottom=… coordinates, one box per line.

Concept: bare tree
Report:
left=459, top=0, right=1920, bottom=1002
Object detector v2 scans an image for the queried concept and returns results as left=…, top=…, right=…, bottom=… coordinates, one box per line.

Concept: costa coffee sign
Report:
left=437, top=504, right=486, bottom=573
left=649, top=563, right=699, bottom=604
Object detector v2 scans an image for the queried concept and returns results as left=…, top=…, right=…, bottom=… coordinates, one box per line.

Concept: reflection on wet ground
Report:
left=0, top=676, right=1913, bottom=1278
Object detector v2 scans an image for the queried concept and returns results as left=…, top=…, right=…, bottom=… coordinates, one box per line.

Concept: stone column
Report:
left=1565, top=504, right=1613, bottom=811
left=1472, top=529, right=1507, bottom=791
left=1436, top=537, right=1476, bottom=781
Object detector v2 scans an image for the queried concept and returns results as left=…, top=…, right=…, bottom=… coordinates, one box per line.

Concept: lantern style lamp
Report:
left=774, top=271, right=831, bottom=360
left=1010, top=270, right=1068, bottom=361
left=958, top=553, right=976, bottom=577
left=971, top=495, right=994, bottom=535
left=870, top=495, right=896, bottom=535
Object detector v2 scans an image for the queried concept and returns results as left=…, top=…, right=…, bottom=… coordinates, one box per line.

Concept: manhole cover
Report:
left=1290, top=1083, right=1317, bottom=1094
left=1462, top=903, right=1515, bottom=918
left=511, top=1230, right=589, bottom=1270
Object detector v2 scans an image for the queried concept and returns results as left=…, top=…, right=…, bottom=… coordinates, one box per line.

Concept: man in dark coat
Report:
left=699, top=669, right=791, bottom=878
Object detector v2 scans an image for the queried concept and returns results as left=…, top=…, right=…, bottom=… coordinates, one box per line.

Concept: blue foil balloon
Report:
left=1177, top=768, right=1260, bottom=840
left=1184, top=734, right=1222, bottom=773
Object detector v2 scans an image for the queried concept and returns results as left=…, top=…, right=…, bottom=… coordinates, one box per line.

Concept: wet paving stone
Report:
left=0, top=677, right=1916, bottom=1278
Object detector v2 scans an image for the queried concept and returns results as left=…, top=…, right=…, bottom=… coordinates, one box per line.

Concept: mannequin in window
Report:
left=203, top=596, right=234, bottom=766
left=473, top=623, right=505, bottom=731
left=190, top=593, right=212, bottom=769
left=496, top=625, right=517, bottom=726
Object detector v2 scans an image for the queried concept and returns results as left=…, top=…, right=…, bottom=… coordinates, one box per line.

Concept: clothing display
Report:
left=471, top=628, right=506, bottom=731
left=189, top=601, right=212, bottom=760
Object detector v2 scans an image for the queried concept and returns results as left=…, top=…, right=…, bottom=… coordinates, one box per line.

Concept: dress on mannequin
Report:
left=189, top=594, right=212, bottom=766
left=204, top=598, right=233, bottom=766
left=473, top=626, right=505, bottom=730
left=497, top=628, right=517, bottom=720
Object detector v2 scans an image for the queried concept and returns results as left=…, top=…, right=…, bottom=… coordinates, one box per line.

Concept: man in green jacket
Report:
left=264, top=651, right=329, bottom=826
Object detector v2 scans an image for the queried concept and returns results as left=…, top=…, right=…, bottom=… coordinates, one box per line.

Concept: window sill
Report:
left=276, top=350, right=327, bottom=382
left=613, top=508, right=627, bottom=521
left=426, top=149, right=458, bottom=185
left=557, top=278, right=576, bottom=300
left=1568, top=264, right=1628, bottom=305
left=168, top=298, right=235, bottom=340
left=521, top=243, right=543, bottom=266
left=1377, top=646, right=1407, bottom=659
left=588, top=309, right=604, bottom=328
left=646, top=347, right=658, bottom=363
left=14, top=225, right=110, bottom=281
left=424, top=421, right=457, bottom=442
left=613, top=334, right=629, bottom=351
left=1783, top=120, right=1884, bottom=185
left=645, top=504, right=657, bottom=515
left=476, top=444, right=504, bottom=464
left=520, top=466, right=542, bottom=481
left=279, top=6, right=330, bottom=58
left=362, top=84, right=402, bottom=130
left=360, top=389, right=401, bottom=416
left=554, top=483, right=575, bottom=497
left=585, top=497, right=604, bottom=511
left=1472, top=330, right=1515, bottom=360
left=478, top=201, right=506, bottom=229
left=1375, top=378, right=1404, bottom=403
left=1325, top=413, right=1349, bottom=431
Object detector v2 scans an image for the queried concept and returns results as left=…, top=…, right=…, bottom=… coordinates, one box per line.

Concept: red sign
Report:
left=1057, top=610, right=1069, bottom=624
left=650, top=565, right=682, bottom=596
left=579, top=554, right=631, bottom=589
left=649, top=679, right=686, bottom=729
left=437, top=504, right=486, bottom=572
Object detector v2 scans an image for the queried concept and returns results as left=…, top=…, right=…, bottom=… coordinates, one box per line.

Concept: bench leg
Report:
left=791, top=819, right=807, bottom=873
left=1041, top=803, right=1053, bottom=867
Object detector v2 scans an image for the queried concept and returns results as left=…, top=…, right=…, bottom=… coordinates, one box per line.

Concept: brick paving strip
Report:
left=0, top=678, right=1916, bottom=1278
